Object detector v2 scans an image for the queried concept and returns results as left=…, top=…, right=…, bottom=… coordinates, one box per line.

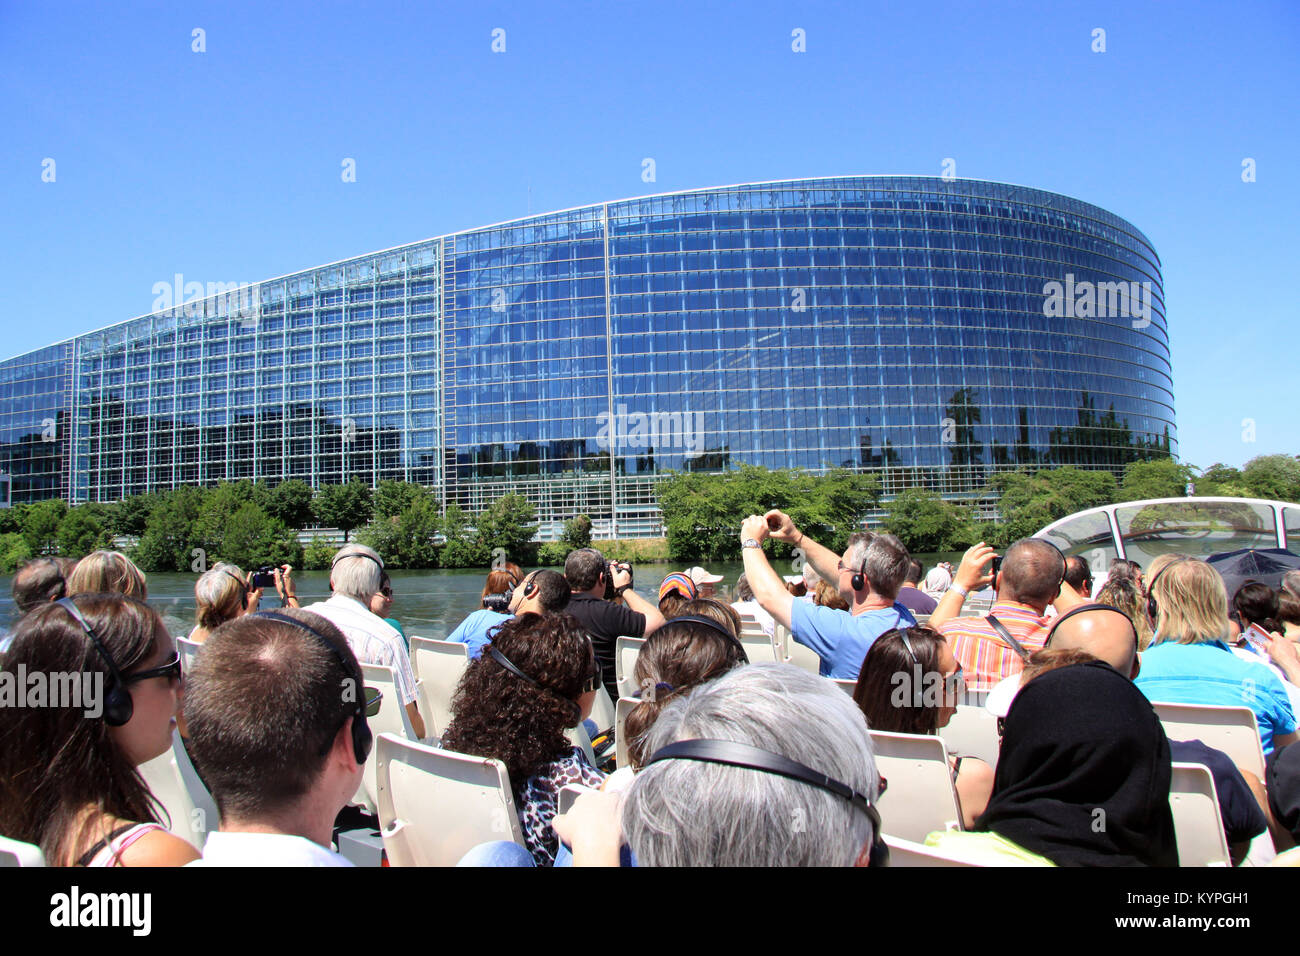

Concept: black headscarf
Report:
left=975, top=660, right=1178, bottom=866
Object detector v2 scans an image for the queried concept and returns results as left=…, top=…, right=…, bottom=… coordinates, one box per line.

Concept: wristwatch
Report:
left=742, top=538, right=762, bottom=549
left=950, top=583, right=970, bottom=599
left=614, top=584, right=631, bottom=596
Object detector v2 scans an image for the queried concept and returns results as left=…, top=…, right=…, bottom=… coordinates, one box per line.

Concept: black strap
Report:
left=985, top=614, right=1032, bottom=663
left=75, top=822, right=138, bottom=867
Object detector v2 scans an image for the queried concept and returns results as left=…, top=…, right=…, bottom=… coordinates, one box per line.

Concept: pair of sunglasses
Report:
left=363, top=685, right=383, bottom=718
left=125, top=651, right=183, bottom=685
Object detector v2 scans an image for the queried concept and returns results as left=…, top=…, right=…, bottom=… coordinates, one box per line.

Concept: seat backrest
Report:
left=360, top=663, right=417, bottom=809
left=884, top=834, right=979, bottom=867
left=376, top=734, right=526, bottom=867
left=616, top=696, right=638, bottom=769
left=588, top=684, right=616, bottom=734
left=1169, top=762, right=1231, bottom=867
left=176, top=636, right=202, bottom=676
left=938, top=705, right=1001, bottom=767
left=565, top=722, right=597, bottom=765
left=740, top=633, right=779, bottom=664
left=137, top=729, right=215, bottom=851
left=787, top=638, right=822, bottom=675
left=1152, top=701, right=1266, bottom=779
left=831, top=678, right=856, bottom=695
left=615, top=636, right=645, bottom=698
left=0, top=834, right=45, bottom=867
left=408, top=638, right=470, bottom=739
left=869, top=730, right=963, bottom=842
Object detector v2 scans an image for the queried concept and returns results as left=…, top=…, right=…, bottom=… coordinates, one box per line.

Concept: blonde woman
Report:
left=1095, top=576, right=1154, bottom=650
left=1134, top=558, right=1299, bottom=755
left=66, top=551, right=148, bottom=600
left=190, top=564, right=261, bottom=643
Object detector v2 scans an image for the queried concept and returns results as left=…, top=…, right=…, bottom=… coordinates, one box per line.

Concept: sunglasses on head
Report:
left=125, top=650, right=183, bottom=685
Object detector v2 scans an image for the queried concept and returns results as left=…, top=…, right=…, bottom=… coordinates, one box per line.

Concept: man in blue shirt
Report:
left=444, top=569, right=571, bottom=658
left=740, top=511, right=915, bottom=680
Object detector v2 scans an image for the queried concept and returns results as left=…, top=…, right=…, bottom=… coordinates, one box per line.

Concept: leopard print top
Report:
left=517, top=746, right=605, bottom=867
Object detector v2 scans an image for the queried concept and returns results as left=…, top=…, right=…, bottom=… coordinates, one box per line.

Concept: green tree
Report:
left=1121, top=458, right=1196, bottom=501
left=22, top=499, right=67, bottom=555
left=107, top=493, right=157, bottom=537
left=373, top=480, right=430, bottom=521
left=475, top=493, right=537, bottom=560
left=302, top=537, right=337, bottom=570
left=0, top=532, right=33, bottom=573
left=57, top=505, right=108, bottom=558
left=562, top=514, right=593, bottom=550
left=313, top=479, right=374, bottom=542
left=264, top=479, right=316, bottom=529
left=133, top=487, right=204, bottom=572
left=986, top=467, right=1118, bottom=544
left=219, top=502, right=302, bottom=569
left=0, top=504, right=25, bottom=535
left=1240, top=455, right=1300, bottom=503
left=439, top=503, right=489, bottom=568
left=883, top=489, right=976, bottom=553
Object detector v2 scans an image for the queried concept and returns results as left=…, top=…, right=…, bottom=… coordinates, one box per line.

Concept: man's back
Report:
left=303, top=593, right=419, bottom=708
left=939, top=601, right=1049, bottom=694
left=566, top=594, right=646, bottom=701
left=445, top=608, right=511, bottom=659
left=190, top=831, right=353, bottom=867
left=896, top=585, right=938, bottom=616
left=789, top=600, right=916, bottom=679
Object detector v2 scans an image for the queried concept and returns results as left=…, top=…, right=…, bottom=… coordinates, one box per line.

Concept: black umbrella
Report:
left=1206, top=548, right=1300, bottom=599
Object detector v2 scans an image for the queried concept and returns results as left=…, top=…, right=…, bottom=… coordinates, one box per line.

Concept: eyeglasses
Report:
left=125, top=651, right=183, bottom=686
left=380, top=586, right=393, bottom=598
left=363, top=685, right=383, bottom=718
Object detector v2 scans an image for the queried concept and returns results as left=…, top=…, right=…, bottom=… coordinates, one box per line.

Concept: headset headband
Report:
left=332, top=550, right=384, bottom=572
left=56, top=597, right=127, bottom=685
left=644, top=738, right=878, bottom=817
left=1047, top=602, right=1139, bottom=645
left=488, top=644, right=541, bottom=688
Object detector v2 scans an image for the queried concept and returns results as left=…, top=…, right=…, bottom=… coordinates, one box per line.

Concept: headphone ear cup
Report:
left=353, top=717, right=373, bottom=765
left=102, top=682, right=133, bottom=727
left=851, top=573, right=864, bottom=592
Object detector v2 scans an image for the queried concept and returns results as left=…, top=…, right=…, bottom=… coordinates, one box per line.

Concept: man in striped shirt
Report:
left=937, top=539, right=1064, bottom=696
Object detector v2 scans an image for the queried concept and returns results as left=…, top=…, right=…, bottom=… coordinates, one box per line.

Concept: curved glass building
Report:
left=0, top=176, right=1174, bottom=535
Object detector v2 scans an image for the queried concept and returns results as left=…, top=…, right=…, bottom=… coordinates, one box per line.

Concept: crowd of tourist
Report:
left=3, top=520, right=1300, bottom=869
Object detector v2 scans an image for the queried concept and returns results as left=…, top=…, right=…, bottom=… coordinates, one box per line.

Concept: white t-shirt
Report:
left=731, top=600, right=775, bottom=637
left=302, top=594, right=419, bottom=706
left=189, top=831, right=353, bottom=867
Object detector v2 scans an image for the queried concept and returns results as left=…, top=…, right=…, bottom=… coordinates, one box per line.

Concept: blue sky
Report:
left=2, top=0, right=1295, bottom=470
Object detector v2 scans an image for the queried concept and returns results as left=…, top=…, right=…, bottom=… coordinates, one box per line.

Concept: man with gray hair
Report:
left=555, top=663, right=884, bottom=866
left=301, top=544, right=425, bottom=739
left=738, top=510, right=915, bottom=679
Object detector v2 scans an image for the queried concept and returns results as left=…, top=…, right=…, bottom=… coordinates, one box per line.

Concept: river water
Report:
left=0, top=553, right=962, bottom=638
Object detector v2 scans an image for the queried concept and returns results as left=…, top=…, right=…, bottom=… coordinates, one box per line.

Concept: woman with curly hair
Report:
left=441, top=612, right=603, bottom=866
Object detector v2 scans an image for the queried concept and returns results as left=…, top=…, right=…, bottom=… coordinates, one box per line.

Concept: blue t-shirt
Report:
left=789, top=600, right=917, bottom=679
left=1135, top=640, right=1297, bottom=755
left=444, top=609, right=511, bottom=659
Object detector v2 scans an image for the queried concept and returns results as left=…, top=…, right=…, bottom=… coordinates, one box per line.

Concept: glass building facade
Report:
left=0, top=176, right=1174, bottom=535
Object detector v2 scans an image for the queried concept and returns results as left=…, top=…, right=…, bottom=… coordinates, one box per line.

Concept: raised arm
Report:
left=928, top=542, right=996, bottom=630
left=612, top=565, right=667, bottom=635
left=741, top=515, right=795, bottom=631
left=763, top=510, right=839, bottom=585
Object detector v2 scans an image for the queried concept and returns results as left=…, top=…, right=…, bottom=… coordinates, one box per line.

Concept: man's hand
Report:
left=553, top=789, right=624, bottom=867
left=247, top=586, right=263, bottom=613
left=610, top=563, right=632, bottom=590
left=275, top=565, right=297, bottom=599
left=742, top=514, right=769, bottom=544
left=955, top=542, right=997, bottom=592
left=762, top=509, right=799, bottom=544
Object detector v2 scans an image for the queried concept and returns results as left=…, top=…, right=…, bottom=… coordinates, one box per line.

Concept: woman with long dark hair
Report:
left=853, top=626, right=993, bottom=828
left=441, top=612, right=603, bottom=866
left=0, top=593, right=198, bottom=866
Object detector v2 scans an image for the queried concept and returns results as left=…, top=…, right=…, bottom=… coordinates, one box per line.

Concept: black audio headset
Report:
left=643, top=738, right=890, bottom=867
left=851, top=558, right=868, bottom=594
left=665, top=614, right=749, bottom=659
left=1145, top=556, right=1190, bottom=624
left=253, top=611, right=373, bottom=764
left=56, top=596, right=135, bottom=727
left=488, top=639, right=596, bottom=724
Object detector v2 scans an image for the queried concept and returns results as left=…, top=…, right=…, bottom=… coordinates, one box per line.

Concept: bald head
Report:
left=1048, top=605, right=1139, bottom=679
left=999, top=539, right=1066, bottom=610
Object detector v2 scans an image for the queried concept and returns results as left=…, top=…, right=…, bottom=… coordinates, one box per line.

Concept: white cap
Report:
left=688, top=566, right=724, bottom=585
left=782, top=574, right=804, bottom=585
left=984, top=674, right=1024, bottom=719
